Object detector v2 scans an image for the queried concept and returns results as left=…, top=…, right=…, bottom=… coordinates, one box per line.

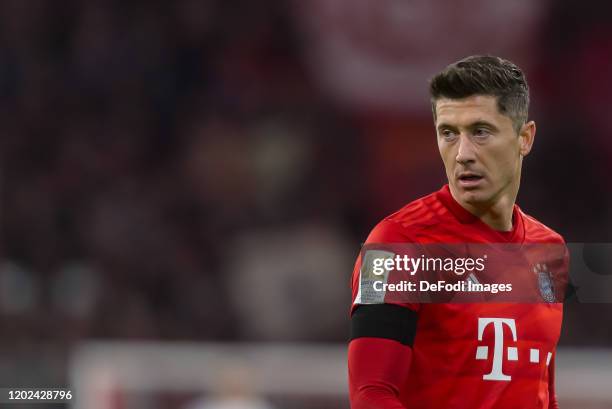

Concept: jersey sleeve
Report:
left=350, top=219, right=421, bottom=314
left=349, top=219, right=419, bottom=409
left=348, top=337, right=412, bottom=409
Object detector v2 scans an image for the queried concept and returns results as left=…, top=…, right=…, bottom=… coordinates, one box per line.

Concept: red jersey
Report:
left=349, top=185, right=567, bottom=409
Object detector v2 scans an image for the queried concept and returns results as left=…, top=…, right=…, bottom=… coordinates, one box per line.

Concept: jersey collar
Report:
left=436, top=184, right=525, bottom=243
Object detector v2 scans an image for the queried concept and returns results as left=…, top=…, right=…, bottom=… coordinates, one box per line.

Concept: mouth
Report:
left=457, top=172, right=484, bottom=188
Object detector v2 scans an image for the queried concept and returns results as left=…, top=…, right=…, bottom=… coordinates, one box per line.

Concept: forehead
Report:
left=435, top=95, right=511, bottom=127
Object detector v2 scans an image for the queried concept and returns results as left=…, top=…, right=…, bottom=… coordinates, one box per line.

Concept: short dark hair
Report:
left=429, top=55, right=529, bottom=133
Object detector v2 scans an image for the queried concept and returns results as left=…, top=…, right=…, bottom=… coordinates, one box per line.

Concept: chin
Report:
left=460, top=189, right=489, bottom=206
left=450, top=181, right=494, bottom=207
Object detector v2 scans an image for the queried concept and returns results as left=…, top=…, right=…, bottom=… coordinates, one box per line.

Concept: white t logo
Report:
left=476, top=318, right=518, bottom=381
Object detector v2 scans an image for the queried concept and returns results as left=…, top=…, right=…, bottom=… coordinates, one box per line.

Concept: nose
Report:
left=456, top=134, right=476, bottom=165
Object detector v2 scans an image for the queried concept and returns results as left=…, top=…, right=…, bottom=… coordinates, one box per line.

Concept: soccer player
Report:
left=348, top=56, right=567, bottom=409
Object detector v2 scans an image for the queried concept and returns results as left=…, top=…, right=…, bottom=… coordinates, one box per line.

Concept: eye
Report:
left=474, top=128, right=491, bottom=138
left=440, top=129, right=457, bottom=141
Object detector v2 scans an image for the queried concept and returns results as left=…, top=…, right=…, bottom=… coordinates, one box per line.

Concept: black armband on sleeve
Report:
left=350, top=304, right=418, bottom=346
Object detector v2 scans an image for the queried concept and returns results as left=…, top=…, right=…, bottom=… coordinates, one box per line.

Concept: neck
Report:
left=466, top=195, right=515, bottom=231
left=449, top=179, right=519, bottom=232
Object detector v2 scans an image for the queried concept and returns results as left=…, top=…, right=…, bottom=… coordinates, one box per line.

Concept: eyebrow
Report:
left=469, top=121, right=500, bottom=132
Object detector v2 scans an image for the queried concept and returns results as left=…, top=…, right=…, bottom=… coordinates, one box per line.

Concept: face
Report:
left=435, top=95, right=535, bottom=209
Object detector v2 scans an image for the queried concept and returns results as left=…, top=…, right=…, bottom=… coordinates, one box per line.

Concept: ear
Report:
left=519, top=120, right=536, bottom=157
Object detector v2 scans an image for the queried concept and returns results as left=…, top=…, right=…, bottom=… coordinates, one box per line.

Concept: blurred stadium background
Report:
left=0, top=0, right=611, bottom=408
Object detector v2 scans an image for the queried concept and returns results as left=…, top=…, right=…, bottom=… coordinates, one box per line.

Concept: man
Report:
left=348, top=56, right=567, bottom=409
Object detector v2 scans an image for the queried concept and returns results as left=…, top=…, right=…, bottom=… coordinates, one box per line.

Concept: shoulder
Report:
left=366, top=190, right=447, bottom=244
left=519, top=208, right=566, bottom=244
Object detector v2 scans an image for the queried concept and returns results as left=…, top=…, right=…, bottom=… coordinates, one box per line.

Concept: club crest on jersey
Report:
left=533, top=263, right=555, bottom=303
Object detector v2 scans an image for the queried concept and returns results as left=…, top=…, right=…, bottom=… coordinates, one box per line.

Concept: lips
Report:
left=458, top=172, right=482, bottom=180
left=457, top=172, right=484, bottom=188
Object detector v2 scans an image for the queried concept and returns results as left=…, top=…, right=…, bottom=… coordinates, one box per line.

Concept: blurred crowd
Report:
left=1, top=0, right=612, bottom=387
